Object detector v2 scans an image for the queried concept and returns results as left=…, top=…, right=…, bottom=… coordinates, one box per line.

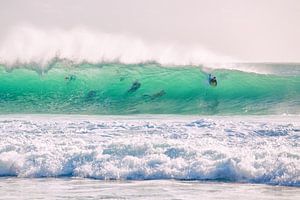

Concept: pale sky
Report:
left=0, top=0, right=300, bottom=62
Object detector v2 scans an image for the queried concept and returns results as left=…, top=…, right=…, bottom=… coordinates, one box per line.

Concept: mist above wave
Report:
left=2, top=26, right=299, bottom=75
left=0, top=25, right=235, bottom=68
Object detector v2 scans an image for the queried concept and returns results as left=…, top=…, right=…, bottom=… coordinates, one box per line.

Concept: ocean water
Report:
left=0, top=62, right=300, bottom=199
left=1, top=178, right=300, bottom=200
left=0, top=62, right=300, bottom=115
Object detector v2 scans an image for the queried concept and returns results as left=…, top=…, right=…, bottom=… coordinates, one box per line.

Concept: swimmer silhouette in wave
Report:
left=127, top=80, right=141, bottom=93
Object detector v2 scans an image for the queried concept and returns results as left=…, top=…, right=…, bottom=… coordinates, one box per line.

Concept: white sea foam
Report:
left=0, top=115, right=299, bottom=186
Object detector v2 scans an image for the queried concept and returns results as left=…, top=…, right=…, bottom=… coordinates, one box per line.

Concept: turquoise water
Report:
left=1, top=62, right=300, bottom=115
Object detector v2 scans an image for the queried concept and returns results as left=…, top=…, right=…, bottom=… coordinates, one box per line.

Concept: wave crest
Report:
left=0, top=25, right=234, bottom=68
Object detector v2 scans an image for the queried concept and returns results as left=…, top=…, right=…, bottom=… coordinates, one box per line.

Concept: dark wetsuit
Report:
left=209, top=74, right=217, bottom=87
left=127, top=80, right=141, bottom=93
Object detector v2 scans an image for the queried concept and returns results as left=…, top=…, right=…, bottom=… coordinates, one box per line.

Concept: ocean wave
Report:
left=0, top=116, right=299, bottom=186
left=0, top=63, right=299, bottom=115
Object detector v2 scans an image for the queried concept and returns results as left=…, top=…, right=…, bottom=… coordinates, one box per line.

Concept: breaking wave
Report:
left=0, top=116, right=299, bottom=186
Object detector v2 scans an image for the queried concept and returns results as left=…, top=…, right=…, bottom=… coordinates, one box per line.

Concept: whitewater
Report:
left=0, top=115, right=299, bottom=185
left=0, top=27, right=300, bottom=199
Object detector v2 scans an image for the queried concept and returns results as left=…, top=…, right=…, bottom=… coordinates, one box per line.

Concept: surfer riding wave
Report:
left=208, top=74, right=217, bottom=87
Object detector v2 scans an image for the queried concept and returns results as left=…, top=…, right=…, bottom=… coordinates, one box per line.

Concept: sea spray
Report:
left=0, top=26, right=234, bottom=67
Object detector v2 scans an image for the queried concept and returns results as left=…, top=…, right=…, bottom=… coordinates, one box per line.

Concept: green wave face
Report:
left=0, top=63, right=300, bottom=115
